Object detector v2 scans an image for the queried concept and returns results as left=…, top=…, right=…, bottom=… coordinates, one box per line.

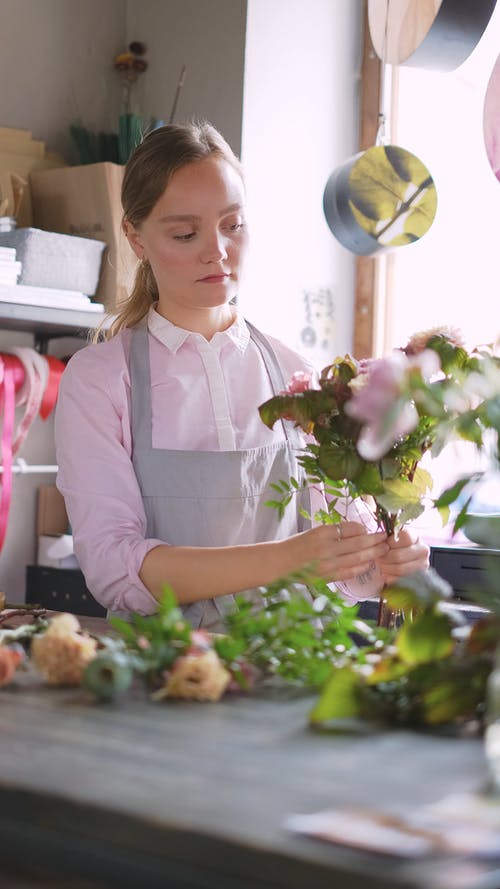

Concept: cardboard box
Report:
left=0, top=151, right=63, bottom=227
left=37, top=484, right=69, bottom=537
left=30, top=162, right=138, bottom=310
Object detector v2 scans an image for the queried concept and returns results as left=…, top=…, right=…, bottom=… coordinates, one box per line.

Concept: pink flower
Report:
left=346, top=352, right=408, bottom=426
left=285, top=371, right=312, bottom=394
left=345, top=350, right=440, bottom=461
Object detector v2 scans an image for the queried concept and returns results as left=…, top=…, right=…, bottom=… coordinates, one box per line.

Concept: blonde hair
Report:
left=94, top=121, right=243, bottom=342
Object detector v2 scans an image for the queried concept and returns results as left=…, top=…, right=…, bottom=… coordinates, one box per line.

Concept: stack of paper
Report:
left=0, top=245, right=21, bottom=286
left=0, top=282, right=105, bottom=313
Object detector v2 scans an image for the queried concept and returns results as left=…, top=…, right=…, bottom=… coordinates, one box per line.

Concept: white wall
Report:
left=125, top=0, right=247, bottom=154
left=240, top=0, right=363, bottom=367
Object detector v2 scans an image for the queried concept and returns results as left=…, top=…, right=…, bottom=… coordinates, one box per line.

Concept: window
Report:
left=358, top=6, right=500, bottom=539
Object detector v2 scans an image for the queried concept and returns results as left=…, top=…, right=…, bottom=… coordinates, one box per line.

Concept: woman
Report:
left=55, top=122, right=428, bottom=628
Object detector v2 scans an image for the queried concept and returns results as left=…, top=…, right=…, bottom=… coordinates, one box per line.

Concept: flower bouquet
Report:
left=259, top=328, right=500, bottom=621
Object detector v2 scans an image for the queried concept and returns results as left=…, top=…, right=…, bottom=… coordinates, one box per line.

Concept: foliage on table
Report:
left=1, top=326, right=499, bottom=732
left=310, top=569, right=500, bottom=731
left=0, top=564, right=499, bottom=732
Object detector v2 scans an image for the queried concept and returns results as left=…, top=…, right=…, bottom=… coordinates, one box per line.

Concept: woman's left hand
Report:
left=377, top=528, right=429, bottom=584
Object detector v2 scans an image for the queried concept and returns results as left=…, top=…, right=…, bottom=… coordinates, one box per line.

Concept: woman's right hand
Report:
left=289, top=521, right=389, bottom=582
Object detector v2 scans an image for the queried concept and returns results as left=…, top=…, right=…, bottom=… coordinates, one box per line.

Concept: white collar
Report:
left=147, top=304, right=250, bottom=354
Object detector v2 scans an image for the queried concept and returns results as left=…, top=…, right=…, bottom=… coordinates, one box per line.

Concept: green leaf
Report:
left=318, top=442, right=364, bottom=482
left=396, top=611, right=454, bottom=665
left=375, top=477, right=422, bottom=514
left=384, top=568, right=453, bottom=610
left=411, top=467, right=433, bottom=495
left=421, top=663, right=490, bottom=725
left=309, top=666, right=363, bottom=724
left=354, top=462, right=383, bottom=493
left=434, top=475, right=477, bottom=510
left=259, top=391, right=335, bottom=434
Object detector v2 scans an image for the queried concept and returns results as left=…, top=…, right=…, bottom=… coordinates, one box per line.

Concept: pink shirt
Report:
left=55, top=308, right=315, bottom=614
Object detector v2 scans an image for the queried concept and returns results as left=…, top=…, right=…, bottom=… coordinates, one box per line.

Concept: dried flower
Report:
left=128, top=41, right=147, bottom=56
left=0, top=645, right=24, bottom=686
left=31, top=613, right=97, bottom=687
left=154, top=648, right=231, bottom=702
left=404, top=326, right=465, bottom=356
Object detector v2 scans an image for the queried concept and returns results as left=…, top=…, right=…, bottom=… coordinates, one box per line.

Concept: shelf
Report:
left=0, top=301, right=111, bottom=350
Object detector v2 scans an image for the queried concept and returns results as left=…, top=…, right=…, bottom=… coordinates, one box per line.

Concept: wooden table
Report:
left=1, top=668, right=500, bottom=889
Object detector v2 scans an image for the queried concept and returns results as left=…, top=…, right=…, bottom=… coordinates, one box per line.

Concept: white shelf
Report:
left=0, top=299, right=111, bottom=348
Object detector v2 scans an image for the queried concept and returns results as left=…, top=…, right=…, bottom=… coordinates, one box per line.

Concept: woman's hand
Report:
left=376, top=528, right=430, bottom=584
left=292, top=521, right=389, bottom=582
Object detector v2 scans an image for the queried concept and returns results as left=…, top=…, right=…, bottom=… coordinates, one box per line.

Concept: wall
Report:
left=0, top=0, right=126, bottom=160
left=0, top=0, right=248, bottom=602
left=240, top=0, right=363, bottom=367
left=0, top=0, right=361, bottom=603
left=125, top=0, right=247, bottom=155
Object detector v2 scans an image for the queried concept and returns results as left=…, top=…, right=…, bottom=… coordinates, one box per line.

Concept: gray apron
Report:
left=128, top=322, right=312, bottom=631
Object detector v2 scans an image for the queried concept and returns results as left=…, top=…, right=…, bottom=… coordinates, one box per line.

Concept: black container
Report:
left=26, top=565, right=106, bottom=617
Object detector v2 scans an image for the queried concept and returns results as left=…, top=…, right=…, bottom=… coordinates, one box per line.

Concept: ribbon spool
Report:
left=368, top=0, right=497, bottom=73
left=323, top=144, right=437, bottom=257
left=0, top=350, right=65, bottom=554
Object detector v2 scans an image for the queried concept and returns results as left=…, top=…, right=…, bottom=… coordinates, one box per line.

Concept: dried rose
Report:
left=132, top=58, right=148, bottom=73
left=153, top=648, right=231, bottom=702
left=114, top=51, right=135, bottom=71
left=129, top=41, right=147, bottom=55
left=31, top=613, right=97, bottom=687
left=404, top=326, right=465, bottom=356
left=0, top=645, right=24, bottom=687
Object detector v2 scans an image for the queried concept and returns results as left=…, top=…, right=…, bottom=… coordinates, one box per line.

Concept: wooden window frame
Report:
left=353, top=0, right=397, bottom=359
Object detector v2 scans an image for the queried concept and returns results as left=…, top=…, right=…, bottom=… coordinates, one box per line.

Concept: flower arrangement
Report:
left=259, top=326, right=489, bottom=539
left=1, top=327, right=499, bottom=733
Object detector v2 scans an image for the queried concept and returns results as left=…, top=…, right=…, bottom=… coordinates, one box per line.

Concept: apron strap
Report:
left=245, top=320, right=304, bottom=450
left=130, top=325, right=152, bottom=450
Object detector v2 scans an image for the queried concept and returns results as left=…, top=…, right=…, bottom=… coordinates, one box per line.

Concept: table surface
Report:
left=1, top=618, right=500, bottom=889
